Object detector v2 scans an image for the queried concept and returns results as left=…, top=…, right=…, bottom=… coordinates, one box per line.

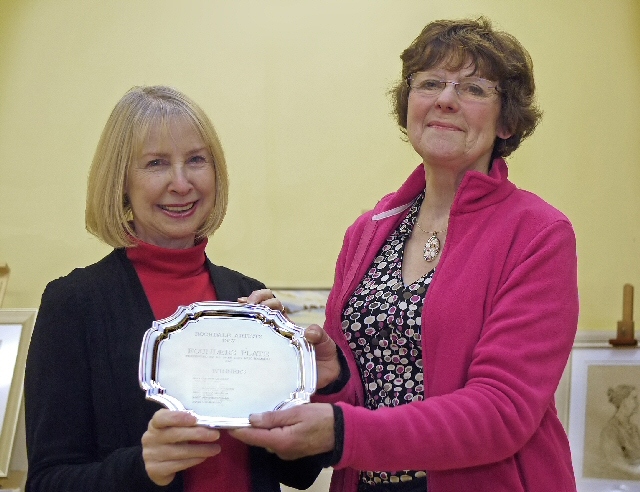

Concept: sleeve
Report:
left=313, top=348, right=351, bottom=396
left=311, top=220, right=362, bottom=407
left=24, top=278, right=175, bottom=492
left=334, top=219, right=579, bottom=472
left=222, top=270, right=326, bottom=489
left=270, top=452, right=326, bottom=490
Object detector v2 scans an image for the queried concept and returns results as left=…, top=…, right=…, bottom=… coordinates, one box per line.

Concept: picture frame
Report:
left=0, top=309, right=36, bottom=477
left=555, top=331, right=614, bottom=431
left=0, top=264, right=10, bottom=307
left=272, top=289, right=330, bottom=328
left=567, top=333, right=640, bottom=491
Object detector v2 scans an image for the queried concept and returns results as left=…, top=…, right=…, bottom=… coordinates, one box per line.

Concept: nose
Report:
left=168, top=164, right=193, bottom=194
left=434, top=83, right=460, bottom=111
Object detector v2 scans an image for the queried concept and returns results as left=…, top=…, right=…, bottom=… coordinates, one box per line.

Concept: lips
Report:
left=159, top=202, right=196, bottom=213
left=427, top=121, right=462, bottom=131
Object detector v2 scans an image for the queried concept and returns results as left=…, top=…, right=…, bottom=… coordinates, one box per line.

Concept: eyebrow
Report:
left=139, top=146, right=209, bottom=159
left=422, top=71, right=486, bottom=79
left=187, top=147, right=209, bottom=155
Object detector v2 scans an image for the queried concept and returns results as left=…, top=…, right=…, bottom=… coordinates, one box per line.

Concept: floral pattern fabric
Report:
left=342, top=192, right=431, bottom=488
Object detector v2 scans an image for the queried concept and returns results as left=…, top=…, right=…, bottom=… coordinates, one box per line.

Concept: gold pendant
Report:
left=423, top=233, right=440, bottom=262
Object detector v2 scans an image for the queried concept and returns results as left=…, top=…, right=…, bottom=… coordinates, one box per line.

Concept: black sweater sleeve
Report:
left=26, top=256, right=323, bottom=492
left=25, top=275, right=179, bottom=492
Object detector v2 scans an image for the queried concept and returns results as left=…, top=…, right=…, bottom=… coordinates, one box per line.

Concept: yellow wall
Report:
left=1, top=0, right=639, bottom=331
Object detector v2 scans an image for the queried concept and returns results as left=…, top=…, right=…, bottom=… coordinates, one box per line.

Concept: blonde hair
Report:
left=85, top=86, right=228, bottom=248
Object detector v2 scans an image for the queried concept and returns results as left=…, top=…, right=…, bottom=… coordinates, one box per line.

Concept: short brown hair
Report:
left=85, top=86, right=229, bottom=248
left=391, top=17, right=542, bottom=158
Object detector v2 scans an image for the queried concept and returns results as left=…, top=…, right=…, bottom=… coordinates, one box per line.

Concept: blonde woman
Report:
left=25, top=86, right=321, bottom=492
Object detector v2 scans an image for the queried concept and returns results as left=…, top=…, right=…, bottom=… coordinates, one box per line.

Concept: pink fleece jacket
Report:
left=315, top=159, right=579, bottom=492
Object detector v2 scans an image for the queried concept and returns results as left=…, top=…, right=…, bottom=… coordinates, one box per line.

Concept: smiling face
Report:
left=406, top=63, right=511, bottom=176
left=126, top=116, right=216, bottom=249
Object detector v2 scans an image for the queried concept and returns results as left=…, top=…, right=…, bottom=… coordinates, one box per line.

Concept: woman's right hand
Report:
left=304, top=324, right=341, bottom=389
left=241, top=291, right=342, bottom=390
left=141, top=409, right=221, bottom=486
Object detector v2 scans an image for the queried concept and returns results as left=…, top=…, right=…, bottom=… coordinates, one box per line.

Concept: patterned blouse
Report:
left=341, top=192, right=431, bottom=490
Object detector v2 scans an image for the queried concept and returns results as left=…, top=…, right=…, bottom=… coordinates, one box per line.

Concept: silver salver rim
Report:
left=138, top=301, right=317, bottom=428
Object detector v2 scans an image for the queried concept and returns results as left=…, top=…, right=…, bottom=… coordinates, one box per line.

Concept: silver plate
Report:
left=139, top=301, right=316, bottom=428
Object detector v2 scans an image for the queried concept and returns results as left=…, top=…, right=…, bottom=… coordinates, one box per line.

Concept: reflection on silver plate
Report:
left=139, top=301, right=316, bottom=428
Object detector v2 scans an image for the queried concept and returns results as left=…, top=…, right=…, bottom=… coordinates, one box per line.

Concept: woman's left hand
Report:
left=229, top=403, right=335, bottom=460
left=238, top=289, right=286, bottom=314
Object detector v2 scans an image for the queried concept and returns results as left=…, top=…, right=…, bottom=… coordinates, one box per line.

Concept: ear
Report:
left=496, top=126, right=513, bottom=140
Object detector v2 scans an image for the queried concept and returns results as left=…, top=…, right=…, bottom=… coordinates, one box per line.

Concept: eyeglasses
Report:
left=407, top=72, right=501, bottom=101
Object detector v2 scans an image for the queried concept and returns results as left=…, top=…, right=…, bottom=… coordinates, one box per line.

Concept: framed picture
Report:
left=0, top=309, right=36, bottom=477
left=555, top=331, right=614, bottom=431
left=272, top=289, right=330, bottom=328
left=568, top=339, right=640, bottom=491
left=0, top=264, right=9, bottom=307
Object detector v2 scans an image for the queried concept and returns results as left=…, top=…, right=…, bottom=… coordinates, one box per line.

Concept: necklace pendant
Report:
left=423, top=233, right=441, bottom=262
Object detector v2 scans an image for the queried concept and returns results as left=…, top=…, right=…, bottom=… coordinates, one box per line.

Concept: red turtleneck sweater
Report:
left=127, top=239, right=251, bottom=492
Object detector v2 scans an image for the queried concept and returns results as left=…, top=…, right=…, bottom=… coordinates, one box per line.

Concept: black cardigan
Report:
left=25, top=249, right=322, bottom=492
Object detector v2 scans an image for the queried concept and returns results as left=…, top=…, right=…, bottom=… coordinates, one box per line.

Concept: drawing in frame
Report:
left=271, top=289, right=330, bottom=328
left=0, top=309, right=36, bottom=477
left=569, top=342, right=640, bottom=491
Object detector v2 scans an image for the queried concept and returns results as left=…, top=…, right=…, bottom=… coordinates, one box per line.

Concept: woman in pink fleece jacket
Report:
left=233, top=17, right=579, bottom=492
